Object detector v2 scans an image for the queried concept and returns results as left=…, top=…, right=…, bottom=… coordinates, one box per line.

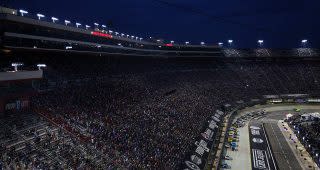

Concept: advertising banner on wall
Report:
left=5, top=99, right=30, bottom=112
left=182, top=110, right=224, bottom=170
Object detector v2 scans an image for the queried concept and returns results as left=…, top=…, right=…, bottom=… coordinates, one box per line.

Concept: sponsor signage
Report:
left=269, top=99, right=282, bottom=103
left=201, top=128, right=214, bottom=141
left=252, top=149, right=269, bottom=169
left=307, top=98, right=320, bottom=103
left=250, top=123, right=276, bottom=170
left=208, top=120, right=218, bottom=130
left=216, top=110, right=224, bottom=116
left=251, top=129, right=261, bottom=136
left=5, top=100, right=29, bottom=111
left=183, top=112, right=223, bottom=169
left=91, top=31, right=113, bottom=39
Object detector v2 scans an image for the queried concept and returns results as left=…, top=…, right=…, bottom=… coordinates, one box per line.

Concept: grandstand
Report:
left=1, top=5, right=320, bottom=170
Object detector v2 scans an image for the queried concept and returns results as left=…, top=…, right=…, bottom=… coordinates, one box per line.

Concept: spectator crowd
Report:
left=2, top=58, right=320, bottom=169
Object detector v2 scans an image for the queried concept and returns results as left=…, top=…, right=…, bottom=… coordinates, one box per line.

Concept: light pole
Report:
left=185, top=41, right=190, bottom=45
left=218, top=42, right=223, bottom=46
left=19, top=10, right=28, bottom=16
left=64, top=20, right=71, bottom=26
left=228, top=40, right=233, bottom=46
left=170, top=40, right=174, bottom=44
left=85, top=25, right=91, bottom=29
left=258, top=40, right=264, bottom=47
left=11, top=63, right=24, bottom=72
left=302, top=39, right=308, bottom=47
left=51, top=17, right=58, bottom=23
left=36, top=14, right=45, bottom=20
left=200, top=42, right=205, bottom=46
left=76, top=23, right=81, bottom=28
left=36, top=64, right=47, bottom=70
left=94, top=23, right=99, bottom=28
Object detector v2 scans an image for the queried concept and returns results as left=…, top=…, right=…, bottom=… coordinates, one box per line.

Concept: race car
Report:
left=294, top=107, right=301, bottom=112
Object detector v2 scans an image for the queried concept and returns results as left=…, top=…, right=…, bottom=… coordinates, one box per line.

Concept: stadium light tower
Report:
left=76, top=23, right=81, bottom=28
left=131, top=35, right=135, bottom=39
left=51, top=17, right=58, bottom=23
left=102, top=25, right=106, bottom=28
left=19, top=9, right=28, bottom=16
left=218, top=42, right=223, bottom=46
left=109, top=30, right=113, bottom=34
left=185, top=41, right=190, bottom=45
left=126, top=35, right=130, bottom=38
left=36, top=13, right=45, bottom=20
left=200, top=42, right=205, bottom=46
left=11, top=62, right=24, bottom=72
left=115, top=32, right=119, bottom=36
left=121, top=33, right=125, bottom=37
left=36, top=64, right=47, bottom=70
left=139, top=38, right=143, bottom=41
left=258, top=40, right=264, bottom=46
left=64, top=20, right=71, bottom=26
left=228, top=39, right=233, bottom=45
left=94, top=23, right=99, bottom=27
left=85, top=25, right=91, bottom=29
left=170, top=40, right=174, bottom=44
left=302, top=39, right=308, bottom=47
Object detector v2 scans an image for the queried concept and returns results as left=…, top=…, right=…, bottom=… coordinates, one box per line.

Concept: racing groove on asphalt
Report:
left=264, top=122, right=302, bottom=170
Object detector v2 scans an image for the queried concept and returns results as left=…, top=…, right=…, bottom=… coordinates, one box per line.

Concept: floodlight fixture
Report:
left=76, top=23, right=81, bottom=28
left=19, top=9, right=28, bottom=16
left=85, top=25, right=91, bottom=29
left=51, top=17, right=58, bottom=23
left=37, top=64, right=47, bottom=70
left=64, top=20, right=71, bottom=26
left=11, top=62, right=24, bottom=71
left=36, top=13, right=45, bottom=20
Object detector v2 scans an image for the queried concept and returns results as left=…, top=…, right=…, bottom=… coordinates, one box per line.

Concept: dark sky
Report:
left=6, top=0, right=320, bottom=48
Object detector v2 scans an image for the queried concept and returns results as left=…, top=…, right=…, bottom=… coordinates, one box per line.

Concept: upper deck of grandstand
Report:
left=0, top=6, right=223, bottom=57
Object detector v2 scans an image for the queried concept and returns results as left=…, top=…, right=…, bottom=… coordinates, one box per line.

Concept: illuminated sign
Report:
left=91, top=31, right=113, bottom=39
left=165, top=43, right=173, bottom=47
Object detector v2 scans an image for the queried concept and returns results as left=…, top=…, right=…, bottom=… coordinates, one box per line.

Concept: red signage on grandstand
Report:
left=91, top=31, right=113, bottom=39
left=165, top=43, right=173, bottom=47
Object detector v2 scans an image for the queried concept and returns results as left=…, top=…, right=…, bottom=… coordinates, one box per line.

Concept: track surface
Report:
left=249, top=111, right=302, bottom=170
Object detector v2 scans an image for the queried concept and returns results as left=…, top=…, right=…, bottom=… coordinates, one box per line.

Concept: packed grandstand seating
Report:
left=2, top=57, right=320, bottom=169
left=288, top=113, right=320, bottom=166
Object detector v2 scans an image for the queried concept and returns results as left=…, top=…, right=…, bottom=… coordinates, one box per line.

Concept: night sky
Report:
left=5, top=0, right=320, bottom=48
